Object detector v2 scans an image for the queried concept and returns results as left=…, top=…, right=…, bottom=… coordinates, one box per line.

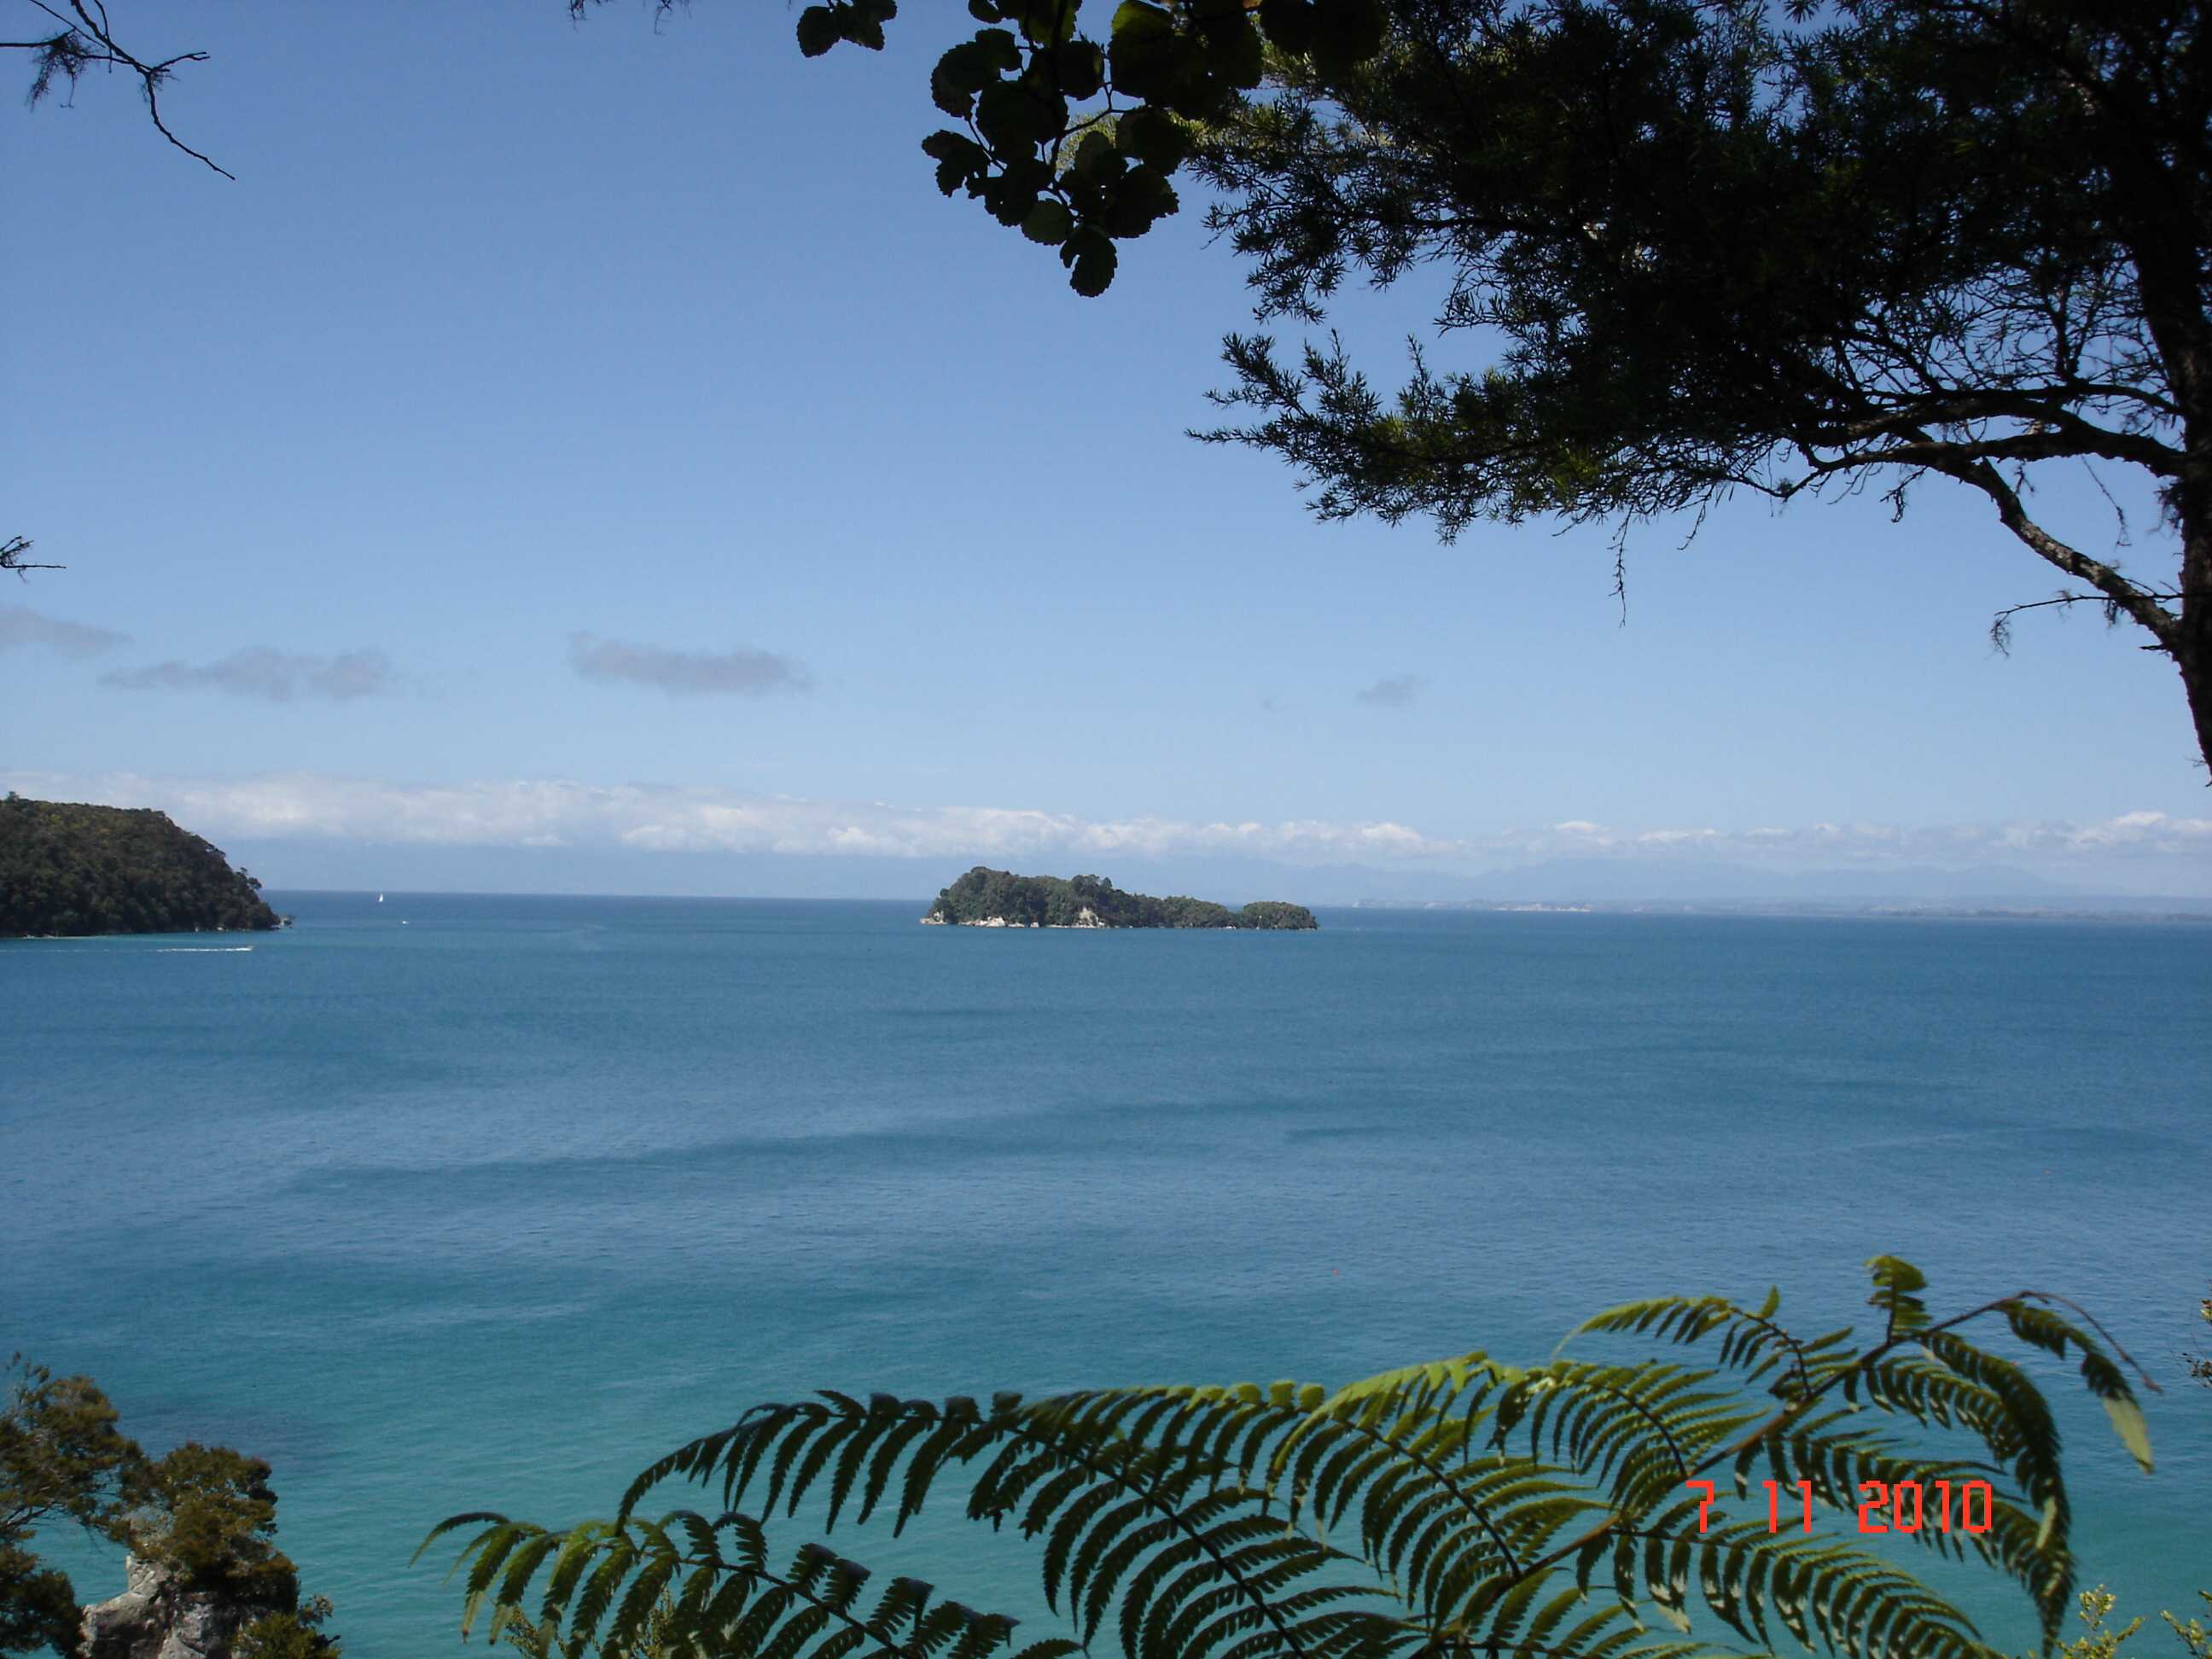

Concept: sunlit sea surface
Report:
left=5, top=894, right=2208, bottom=1655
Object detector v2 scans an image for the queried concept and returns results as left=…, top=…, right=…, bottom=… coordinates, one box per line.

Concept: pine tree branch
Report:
left=1937, top=454, right=2184, bottom=653
left=9, top=0, right=230, bottom=178
left=2, top=535, right=61, bottom=575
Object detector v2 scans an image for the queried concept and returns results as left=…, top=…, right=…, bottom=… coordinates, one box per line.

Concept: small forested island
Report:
left=923, top=867, right=1317, bottom=930
left=1, top=794, right=286, bottom=937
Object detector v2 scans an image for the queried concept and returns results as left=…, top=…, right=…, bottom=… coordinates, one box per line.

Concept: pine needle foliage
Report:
left=428, top=1259, right=2159, bottom=1659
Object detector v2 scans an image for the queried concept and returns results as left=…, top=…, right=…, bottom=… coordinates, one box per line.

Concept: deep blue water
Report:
left=4, top=894, right=2208, bottom=1655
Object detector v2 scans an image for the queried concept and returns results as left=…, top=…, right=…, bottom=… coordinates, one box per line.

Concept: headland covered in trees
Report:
left=0, top=795, right=286, bottom=938
left=923, top=867, right=1317, bottom=929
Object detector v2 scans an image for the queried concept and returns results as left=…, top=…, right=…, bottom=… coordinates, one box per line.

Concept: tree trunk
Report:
left=2184, top=645, right=2212, bottom=780
left=2179, top=482, right=2212, bottom=777
left=2173, top=350, right=2212, bottom=772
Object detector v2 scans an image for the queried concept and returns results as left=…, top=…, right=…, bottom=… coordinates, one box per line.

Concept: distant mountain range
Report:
left=1380, top=857, right=2083, bottom=903
left=217, top=837, right=2209, bottom=909
left=1315, top=859, right=2212, bottom=911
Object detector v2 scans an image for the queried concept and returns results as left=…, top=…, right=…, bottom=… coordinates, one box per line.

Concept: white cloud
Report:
left=1, top=771, right=2207, bottom=880
left=0, top=771, right=1475, bottom=864
left=101, top=647, right=392, bottom=702
left=0, top=604, right=130, bottom=657
left=568, top=633, right=811, bottom=696
left=1355, top=673, right=1426, bottom=707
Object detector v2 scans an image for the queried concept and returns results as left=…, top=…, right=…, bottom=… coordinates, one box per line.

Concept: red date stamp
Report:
left=1685, top=1478, right=1994, bottom=1534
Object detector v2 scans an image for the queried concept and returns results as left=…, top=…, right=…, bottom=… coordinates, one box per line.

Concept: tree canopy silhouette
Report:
left=762, top=0, right=2211, bottom=777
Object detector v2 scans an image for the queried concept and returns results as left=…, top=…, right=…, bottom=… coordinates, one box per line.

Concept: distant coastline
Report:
left=1343, top=896, right=2212, bottom=923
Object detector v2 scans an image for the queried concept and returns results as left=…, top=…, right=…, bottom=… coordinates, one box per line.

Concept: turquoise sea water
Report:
left=4, top=894, right=2208, bottom=1655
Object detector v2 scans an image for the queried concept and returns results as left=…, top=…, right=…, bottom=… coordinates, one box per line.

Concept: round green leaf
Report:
left=930, top=44, right=986, bottom=118
left=1055, top=40, right=1106, bottom=101
left=975, top=26, right=1024, bottom=72
left=1115, top=106, right=1193, bottom=172
left=1102, top=166, right=1178, bottom=236
left=1022, top=199, right=1074, bottom=244
left=1109, top=1, right=1179, bottom=100
left=975, top=81, right=1050, bottom=154
left=1067, top=230, right=1118, bottom=295
left=1257, top=0, right=1318, bottom=54
left=1207, top=15, right=1266, bottom=89
left=1013, top=0, right=1084, bottom=46
left=1312, top=0, right=1387, bottom=73
left=795, top=5, right=840, bottom=57
left=1073, top=129, right=1124, bottom=180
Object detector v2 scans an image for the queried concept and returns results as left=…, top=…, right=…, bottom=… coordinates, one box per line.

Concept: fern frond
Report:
left=429, top=1508, right=1027, bottom=1659
left=1492, top=1362, right=1757, bottom=1509
left=1866, top=1255, right=1935, bottom=1338
left=1570, top=1517, right=1994, bottom=1659
left=440, top=1261, right=2156, bottom=1659
left=1724, top=1417, right=2000, bottom=1556
left=1999, top=1301, right=2155, bottom=1474
left=1569, top=1290, right=1850, bottom=1401
left=1913, top=1331, right=2073, bottom=1627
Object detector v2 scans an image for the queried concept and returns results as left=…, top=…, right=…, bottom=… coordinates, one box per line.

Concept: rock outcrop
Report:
left=79, top=1556, right=288, bottom=1659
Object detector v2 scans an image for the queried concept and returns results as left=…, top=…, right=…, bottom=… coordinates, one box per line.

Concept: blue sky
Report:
left=6, top=3, right=2208, bottom=896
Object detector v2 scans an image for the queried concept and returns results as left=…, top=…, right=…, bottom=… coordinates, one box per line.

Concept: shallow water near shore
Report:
left=4, top=894, right=2208, bottom=1655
